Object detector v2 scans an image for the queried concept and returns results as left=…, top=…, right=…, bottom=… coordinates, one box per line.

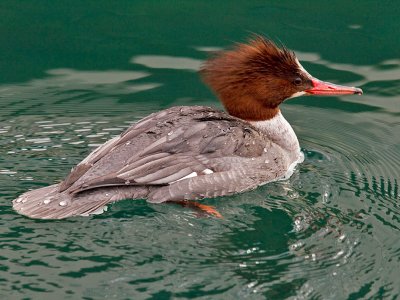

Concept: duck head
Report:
left=201, top=36, right=362, bottom=121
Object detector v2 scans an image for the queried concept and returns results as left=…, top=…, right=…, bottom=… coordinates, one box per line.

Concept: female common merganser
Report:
left=13, top=37, right=362, bottom=219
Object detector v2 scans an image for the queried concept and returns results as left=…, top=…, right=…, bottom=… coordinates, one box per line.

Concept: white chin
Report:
left=288, top=91, right=306, bottom=99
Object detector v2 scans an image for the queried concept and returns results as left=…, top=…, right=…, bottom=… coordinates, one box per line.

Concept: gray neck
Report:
left=249, top=111, right=300, bottom=153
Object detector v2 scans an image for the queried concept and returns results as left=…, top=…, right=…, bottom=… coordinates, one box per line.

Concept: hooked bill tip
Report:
left=354, top=88, right=363, bottom=95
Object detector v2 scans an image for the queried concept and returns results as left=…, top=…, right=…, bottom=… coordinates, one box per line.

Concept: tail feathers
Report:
left=13, top=184, right=149, bottom=219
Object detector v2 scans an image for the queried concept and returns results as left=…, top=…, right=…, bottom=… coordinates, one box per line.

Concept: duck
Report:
left=12, top=36, right=362, bottom=219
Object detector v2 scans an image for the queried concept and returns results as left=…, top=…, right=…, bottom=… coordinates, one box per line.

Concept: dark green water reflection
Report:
left=1, top=1, right=399, bottom=299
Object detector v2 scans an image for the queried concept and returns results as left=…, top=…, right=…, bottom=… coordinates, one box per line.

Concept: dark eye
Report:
left=294, top=77, right=302, bottom=86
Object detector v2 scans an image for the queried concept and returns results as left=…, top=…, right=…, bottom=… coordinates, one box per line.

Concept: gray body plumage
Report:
left=13, top=106, right=301, bottom=219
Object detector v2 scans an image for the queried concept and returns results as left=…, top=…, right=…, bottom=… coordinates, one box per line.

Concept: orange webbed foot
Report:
left=168, top=200, right=223, bottom=218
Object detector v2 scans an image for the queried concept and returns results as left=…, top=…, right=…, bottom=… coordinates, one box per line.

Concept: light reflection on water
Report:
left=131, top=55, right=203, bottom=71
left=0, top=32, right=399, bottom=300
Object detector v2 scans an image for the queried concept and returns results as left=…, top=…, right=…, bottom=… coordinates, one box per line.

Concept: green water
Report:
left=1, top=1, right=399, bottom=299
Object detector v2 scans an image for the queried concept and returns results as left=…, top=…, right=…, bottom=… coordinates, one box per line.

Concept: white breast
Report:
left=250, top=111, right=303, bottom=179
left=249, top=111, right=300, bottom=154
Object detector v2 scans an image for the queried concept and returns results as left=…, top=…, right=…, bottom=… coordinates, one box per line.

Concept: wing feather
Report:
left=60, top=106, right=268, bottom=196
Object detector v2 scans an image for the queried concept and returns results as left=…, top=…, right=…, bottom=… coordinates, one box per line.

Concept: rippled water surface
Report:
left=1, top=1, right=399, bottom=299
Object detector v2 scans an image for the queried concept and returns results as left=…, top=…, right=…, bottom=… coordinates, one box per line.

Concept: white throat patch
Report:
left=288, top=91, right=306, bottom=99
left=249, top=111, right=300, bottom=153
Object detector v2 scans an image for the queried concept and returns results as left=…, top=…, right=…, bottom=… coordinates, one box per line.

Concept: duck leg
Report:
left=168, top=200, right=222, bottom=218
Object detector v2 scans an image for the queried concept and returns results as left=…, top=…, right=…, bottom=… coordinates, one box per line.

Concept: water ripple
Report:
left=0, top=46, right=399, bottom=299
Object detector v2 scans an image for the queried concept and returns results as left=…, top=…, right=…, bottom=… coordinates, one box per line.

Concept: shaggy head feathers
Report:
left=201, top=36, right=312, bottom=120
